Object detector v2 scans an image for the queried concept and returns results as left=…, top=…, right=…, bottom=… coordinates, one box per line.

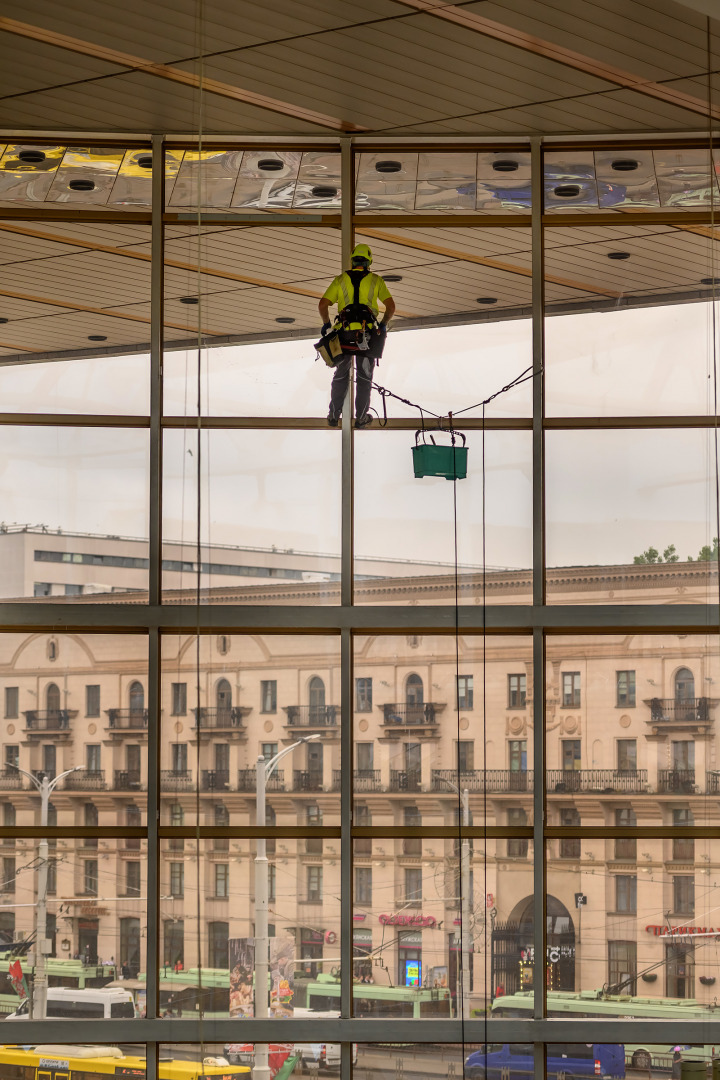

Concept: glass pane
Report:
left=0, top=1046, right=146, bottom=1067
left=546, top=634, right=719, bottom=823
left=0, top=631, right=148, bottom=819
left=545, top=429, right=717, bottom=604
left=162, top=430, right=340, bottom=601
left=544, top=225, right=716, bottom=416
left=161, top=634, right=341, bottom=824
left=355, top=431, right=532, bottom=603
left=0, top=427, right=149, bottom=600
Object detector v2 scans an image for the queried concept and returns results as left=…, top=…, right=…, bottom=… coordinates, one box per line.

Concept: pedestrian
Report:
left=319, top=244, right=396, bottom=429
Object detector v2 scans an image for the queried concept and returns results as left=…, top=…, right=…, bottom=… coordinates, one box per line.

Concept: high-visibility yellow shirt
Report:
left=322, top=271, right=393, bottom=317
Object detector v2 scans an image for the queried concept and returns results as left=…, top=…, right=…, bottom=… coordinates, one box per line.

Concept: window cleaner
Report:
left=316, top=244, right=396, bottom=429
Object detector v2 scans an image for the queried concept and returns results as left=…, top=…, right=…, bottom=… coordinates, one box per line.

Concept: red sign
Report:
left=379, top=913, right=436, bottom=928
left=645, top=924, right=720, bottom=937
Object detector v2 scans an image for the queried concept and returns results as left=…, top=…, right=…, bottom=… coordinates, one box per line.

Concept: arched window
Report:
left=309, top=676, right=325, bottom=722
left=128, top=681, right=144, bottom=715
left=675, top=668, right=695, bottom=702
left=216, top=679, right=232, bottom=721
left=46, top=683, right=60, bottom=714
left=406, top=674, right=424, bottom=705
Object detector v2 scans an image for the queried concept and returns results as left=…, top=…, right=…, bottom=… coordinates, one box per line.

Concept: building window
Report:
left=214, top=864, right=229, bottom=898
left=355, top=677, right=372, bottom=712
left=46, top=683, right=61, bottom=713
left=217, top=635, right=230, bottom=655
left=405, top=867, right=422, bottom=903
left=508, top=740, right=527, bottom=773
left=457, top=741, right=474, bottom=773
left=1, top=858, right=15, bottom=895
left=615, top=875, right=637, bottom=913
left=616, top=671, right=636, bottom=708
left=214, top=804, right=229, bottom=851
left=403, top=806, right=421, bottom=856
left=356, top=743, right=374, bottom=775
left=85, top=685, right=100, bottom=717
left=3, top=804, right=15, bottom=832
left=306, top=805, right=323, bottom=854
left=34, top=582, right=52, bottom=597
left=666, top=942, right=694, bottom=998
left=617, top=740, right=637, bottom=773
left=171, top=683, right=187, bottom=716
left=615, top=808, right=637, bottom=860
left=268, top=863, right=276, bottom=903
left=261, top=680, right=277, bottom=713
left=164, top=920, right=184, bottom=969
left=507, top=808, right=528, bottom=858
left=457, top=675, right=473, bottom=710
left=508, top=674, right=526, bottom=708
left=355, top=804, right=371, bottom=856
left=4, top=746, right=18, bottom=771
left=307, top=865, right=323, bottom=902
left=47, top=858, right=57, bottom=895
left=608, top=940, right=637, bottom=994
left=171, top=744, right=188, bottom=774
left=169, top=804, right=184, bottom=852
left=356, top=866, right=372, bottom=904
left=208, top=922, right=229, bottom=968
left=562, top=672, right=581, bottom=707
left=561, top=740, right=581, bottom=772
left=128, top=680, right=144, bottom=713
left=84, top=802, right=98, bottom=848
left=84, top=860, right=98, bottom=896
left=169, top=862, right=184, bottom=898
left=126, top=861, right=141, bottom=897
left=86, top=744, right=101, bottom=772
left=126, top=805, right=141, bottom=851
left=559, top=808, right=580, bottom=858
left=4, top=688, right=18, bottom=720
left=673, top=875, right=694, bottom=915
left=672, top=809, right=694, bottom=860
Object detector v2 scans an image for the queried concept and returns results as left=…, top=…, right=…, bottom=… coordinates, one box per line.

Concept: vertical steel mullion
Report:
left=146, top=136, right=164, bottom=1028
left=149, top=133, right=164, bottom=605
left=530, top=137, right=546, bottom=1042
left=146, top=1041, right=158, bottom=1080
left=340, top=628, right=353, bottom=1025
left=340, top=138, right=354, bottom=608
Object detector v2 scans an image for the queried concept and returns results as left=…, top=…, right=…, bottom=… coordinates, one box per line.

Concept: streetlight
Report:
left=254, top=733, right=322, bottom=1080
left=435, top=777, right=472, bottom=1019
left=9, top=763, right=81, bottom=1019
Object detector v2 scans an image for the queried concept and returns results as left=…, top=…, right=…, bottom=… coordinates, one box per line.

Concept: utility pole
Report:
left=436, top=777, right=472, bottom=1018
left=9, top=764, right=81, bottom=1019
left=254, top=734, right=322, bottom=1080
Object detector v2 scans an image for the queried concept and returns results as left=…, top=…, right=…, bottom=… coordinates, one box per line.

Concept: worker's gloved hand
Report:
left=321, top=322, right=332, bottom=335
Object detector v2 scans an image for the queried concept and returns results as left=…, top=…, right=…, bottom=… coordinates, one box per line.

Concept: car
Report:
left=465, top=1043, right=625, bottom=1080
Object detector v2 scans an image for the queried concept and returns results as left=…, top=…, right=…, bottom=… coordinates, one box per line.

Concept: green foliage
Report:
left=634, top=540, right=719, bottom=563
left=689, top=537, right=719, bottom=562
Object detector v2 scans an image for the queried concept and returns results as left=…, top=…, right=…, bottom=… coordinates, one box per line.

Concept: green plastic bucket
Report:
left=681, top=1061, right=707, bottom=1080
left=412, top=431, right=468, bottom=480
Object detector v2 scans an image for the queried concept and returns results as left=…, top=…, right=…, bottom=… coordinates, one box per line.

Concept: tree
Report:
left=689, top=538, right=719, bottom=562
left=663, top=544, right=679, bottom=563
left=633, top=546, right=661, bottom=565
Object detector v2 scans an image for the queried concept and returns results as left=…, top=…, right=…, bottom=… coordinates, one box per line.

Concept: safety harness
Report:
left=337, top=269, right=384, bottom=356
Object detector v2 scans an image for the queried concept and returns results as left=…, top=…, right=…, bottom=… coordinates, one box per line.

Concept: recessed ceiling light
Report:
left=375, top=160, right=402, bottom=173
left=311, top=185, right=338, bottom=199
left=607, top=252, right=631, bottom=260
left=275, top=317, right=295, bottom=323
left=384, top=275, right=403, bottom=282
left=476, top=297, right=498, bottom=305
left=179, top=296, right=199, bottom=304
left=257, top=158, right=284, bottom=171
left=701, top=277, right=720, bottom=285
left=0, top=318, right=8, bottom=324
left=136, top=154, right=153, bottom=169
left=68, top=179, right=95, bottom=192
left=553, top=184, right=581, bottom=198
left=17, top=149, right=46, bottom=164
left=492, top=159, right=519, bottom=172
left=88, top=335, right=107, bottom=341
left=611, top=159, right=639, bottom=172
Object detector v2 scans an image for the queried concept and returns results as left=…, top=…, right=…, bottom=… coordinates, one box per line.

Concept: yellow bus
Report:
left=0, top=1045, right=252, bottom=1080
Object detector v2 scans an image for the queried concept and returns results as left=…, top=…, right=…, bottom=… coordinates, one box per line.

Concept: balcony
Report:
left=293, top=770, right=324, bottom=792
left=546, top=769, right=648, bottom=794
left=284, top=705, right=338, bottom=728
left=658, top=769, right=696, bottom=793
left=382, top=703, right=444, bottom=729
left=201, top=770, right=230, bottom=791
left=64, top=770, right=106, bottom=791
left=390, top=769, right=422, bottom=792
left=160, top=770, right=193, bottom=791
left=707, top=772, right=720, bottom=794
left=349, top=769, right=382, bottom=792
left=107, top=709, right=148, bottom=730
left=0, top=770, right=22, bottom=790
left=237, top=769, right=285, bottom=792
left=193, top=707, right=250, bottom=731
left=646, top=697, right=715, bottom=732
left=114, top=770, right=143, bottom=791
left=24, top=710, right=75, bottom=733
left=432, top=769, right=534, bottom=793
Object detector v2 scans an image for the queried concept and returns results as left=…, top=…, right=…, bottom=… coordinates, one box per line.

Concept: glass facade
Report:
left=1, top=135, right=719, bottom=1073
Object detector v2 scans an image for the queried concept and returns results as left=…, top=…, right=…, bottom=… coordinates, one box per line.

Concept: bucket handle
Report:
left=414, top=429, right=466, bottom=448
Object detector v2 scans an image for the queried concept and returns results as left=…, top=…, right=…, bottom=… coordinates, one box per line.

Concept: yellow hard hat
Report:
left=351, top=243, right=373, bottom=265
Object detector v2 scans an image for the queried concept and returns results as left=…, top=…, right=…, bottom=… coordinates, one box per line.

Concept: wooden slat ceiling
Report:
left=0, top=217, right=717, bottom=361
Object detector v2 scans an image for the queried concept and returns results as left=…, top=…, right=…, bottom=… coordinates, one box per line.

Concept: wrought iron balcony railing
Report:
left=546, top=769, right=648, bottom=793
left=237, top=769, right=285, bottom=792
left=658, top=769, right=696, bottom=793
left=201, top=770, right=230, bottom=791
left=349, top=769, right=382, bottom=792
left=0, top=770, right=22, bottom=790
left=293, top=770, right=324, bottom=792
left=284, top=705, right=338, bottom=727
left=390, top=769, right=422, bottom=792
left=193, top=707, right=249, bottom=730
left=648, top=697, right=713, bottom=723
left=432, top=769, right=534, bottom=793
left=107, top=709, right=148, bottom=730
left=114, top=770, right=143, bottom=790
left=24, top=710, right=73, bottom=731
left=160, top=770, right=193, bottom=791
left=64, top=770, right=106, bottom=790
left=383, top=703, right=442, bottom=726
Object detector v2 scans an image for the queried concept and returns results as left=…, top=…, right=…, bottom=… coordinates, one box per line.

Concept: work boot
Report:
left=354, top=415, right=373, bottom=429
left=327, top=412, right=339, bottom=427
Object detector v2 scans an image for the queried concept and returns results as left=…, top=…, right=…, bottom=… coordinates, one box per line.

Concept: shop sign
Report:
left=645, top=924, right=720, bottom=937
left=379, top=913, right=436, bottom=928
left=353, top=928, right=372, bottom=943
left=520, top=945, right=574, bottom=963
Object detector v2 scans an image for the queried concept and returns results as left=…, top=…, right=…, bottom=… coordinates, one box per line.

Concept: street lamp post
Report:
left=254, top=734, right=322, bottom=1080
left=9, top=764, right=81, bottom=1019
left=436, top=777, right=472, bottom=1018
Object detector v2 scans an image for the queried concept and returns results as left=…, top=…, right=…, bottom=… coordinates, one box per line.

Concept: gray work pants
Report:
left=328, top=353, right=375, bottom=420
